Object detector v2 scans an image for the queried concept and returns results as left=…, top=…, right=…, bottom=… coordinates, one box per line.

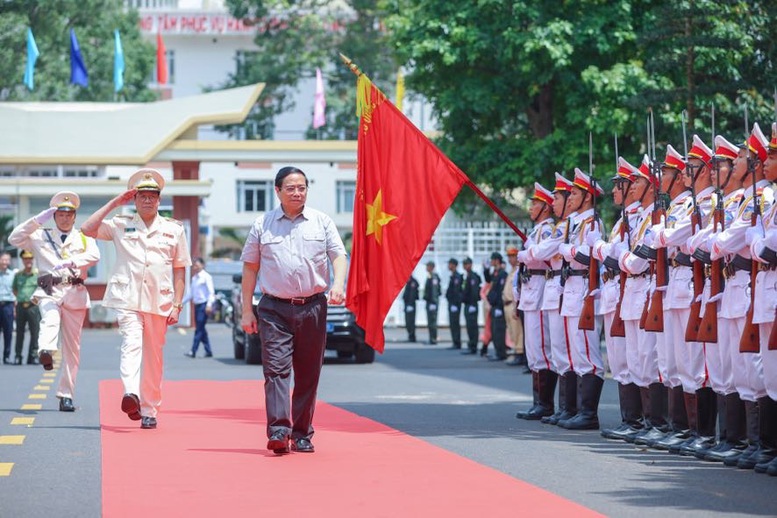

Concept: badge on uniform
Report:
left=162, top=232, right=175, bottom=239
left=125, top=227, right=136, bottom=233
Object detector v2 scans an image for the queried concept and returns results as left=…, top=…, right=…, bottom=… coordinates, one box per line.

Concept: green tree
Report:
left=221, top=0, right=399, bottom=140
left=0, top=0, right=155, bottom=102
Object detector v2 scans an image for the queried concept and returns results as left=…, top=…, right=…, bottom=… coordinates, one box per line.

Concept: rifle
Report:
left=645, top=109, right=667, bottom=332
left=740, top=137, right=762, bottom=352
left=580, top=133, right=599, bottom=331
left=610, top=136, right=628, bottom=338
left=638, top=114, right=656, bottom=329
left=685, top=113, right=705, bottom=342
left=558, top=215, right=571, bottom=312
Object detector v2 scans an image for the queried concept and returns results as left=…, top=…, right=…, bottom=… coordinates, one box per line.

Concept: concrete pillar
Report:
left=172, top=161, right=201, bottom=259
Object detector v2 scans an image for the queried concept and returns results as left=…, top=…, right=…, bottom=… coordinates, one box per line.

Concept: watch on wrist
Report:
left=173, top=303, right=183, bottom=309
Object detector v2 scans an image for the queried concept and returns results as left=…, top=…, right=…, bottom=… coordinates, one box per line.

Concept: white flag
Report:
left=313, top=67, right=326, bottom=129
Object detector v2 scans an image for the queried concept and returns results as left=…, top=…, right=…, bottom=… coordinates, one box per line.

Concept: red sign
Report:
left=139, top=13, right=257, bottom=35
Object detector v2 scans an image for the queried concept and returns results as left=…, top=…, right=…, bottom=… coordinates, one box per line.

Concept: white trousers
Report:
left=761, top=322, right=777, bottom=400
left=547, top=309, right=571, bottom=375
left=707, top=318, right=738, bottom=396
left=38, top=291, right=87, bottom=399
left=624, top=319, right=658, bottom=388
left=654, top=305, right=680, bottom=387
left=603, top=311, right=630, bottom=384
left=524, top=310, right=552, bottom=372
left=722, top=316, right=766, bottom=402
left=565, top=315, right=604, bottom=378
left=668, top=307, right=709, bottom=392
left=116, top=309, right=169, bottom=418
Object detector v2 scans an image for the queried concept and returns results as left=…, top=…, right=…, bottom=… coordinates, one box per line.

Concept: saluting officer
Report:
left=460, top=258, right=481, bottom=354
left=590, top=160, right=643, bottom=440
left=514, top=183, right=556, bottom=420
left=423, top=261, right=441, bottom=345
left=446, top=258, right=464, bottom=349
left=8, top=191, right=100, bottom=412
left=403, top=276, right=420, bottom=342
left=82, top=169, right=191, bottom=430
left=557, top=168, right=605, bottom=430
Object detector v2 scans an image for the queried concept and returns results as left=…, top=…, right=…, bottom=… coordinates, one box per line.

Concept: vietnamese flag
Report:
left=156, top=32, right=168, bottom=84
left=346, top=73, right=468, bottom=353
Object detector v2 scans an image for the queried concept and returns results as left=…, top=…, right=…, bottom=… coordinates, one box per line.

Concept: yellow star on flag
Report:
left=366, top=189, right=397, bottom=244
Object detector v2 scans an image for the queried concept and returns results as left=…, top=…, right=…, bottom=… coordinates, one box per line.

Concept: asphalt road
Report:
left=0, top=323, right=775, bottom=518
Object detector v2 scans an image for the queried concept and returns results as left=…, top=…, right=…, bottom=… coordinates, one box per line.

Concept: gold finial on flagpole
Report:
left=339, top=53, right=362, bottom=77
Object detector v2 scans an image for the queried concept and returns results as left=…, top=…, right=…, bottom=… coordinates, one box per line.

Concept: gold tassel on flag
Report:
left=395, top=69, right=405, bottom=112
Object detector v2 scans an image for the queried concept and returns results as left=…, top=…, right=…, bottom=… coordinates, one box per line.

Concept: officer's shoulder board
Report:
left=164, top=216, right=183, bottom=226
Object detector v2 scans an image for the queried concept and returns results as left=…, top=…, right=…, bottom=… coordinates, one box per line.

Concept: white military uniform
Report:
left=559, top=208, right=604, bottom=378
left=750, top=194, right=777, bottom=400
left=97, top=212, right=191, bottom=418
left=710, top=181, right=773, bottom=403
left=516, top=217, right=553, bottom=372
left=656, top=186, right=715, bottom=393
left=592, top=201, right=641, bottom=385
left=8, top=204, right=100, bottom=401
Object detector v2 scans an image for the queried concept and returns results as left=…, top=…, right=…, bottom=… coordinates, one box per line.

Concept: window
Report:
left=336, top=180, right=356, bottom=213
left=27, top=169, right=56, bottom=177
left=237, top=180, right=274, bottom=212
left=64, top=169, right=98, bottom=178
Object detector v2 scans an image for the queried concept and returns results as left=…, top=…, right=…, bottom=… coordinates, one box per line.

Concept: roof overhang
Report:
left=0, top=178, right=212, bottom=197
left=155, top=140, right=357, bottom=163
left=0, top=84, right=265, bottom=166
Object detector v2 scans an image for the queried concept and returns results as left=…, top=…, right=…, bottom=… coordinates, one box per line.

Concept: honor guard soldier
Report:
left=82, top=169, right=191, bottom=429
left=445, top=258, right=464, bottom=349
left=590, top=159, right=644, bottom=440
left=644, top=145, right=695, bottom=450
left=402, top=276, right=420, bottom=342
left=556, top=168, right=605, bottom=430
left=484, top=252, right=508, bottom=360
left=514, top=183, right=556, bottom=420
left=460, top=258, right=481, bottom=354
left=708, top=124, right=773, bottom=468
left=8, top=191, right=100, bottom=411
left=423, top=261, right=441, bottom=345
left=748, top=122, right=777, bottom=475
left=529, top=173, right=577, bottom=425
left=12, top=250, right=41, bottom=365
left=654, top=135, right=718, bottom=455
left=614, top=156, right=672, bottom=442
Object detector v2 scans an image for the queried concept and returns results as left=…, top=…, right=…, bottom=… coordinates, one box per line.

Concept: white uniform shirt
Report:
left=183, top=269, right=215, bottom=307
left=97, top=213, right=192, bottom=317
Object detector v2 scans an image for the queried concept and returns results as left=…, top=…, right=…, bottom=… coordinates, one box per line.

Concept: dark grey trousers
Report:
left=257, top=294, right=327, bottom=440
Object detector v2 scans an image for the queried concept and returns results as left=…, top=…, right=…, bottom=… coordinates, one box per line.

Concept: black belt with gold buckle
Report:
left=263, top=293, right=325, bottom=306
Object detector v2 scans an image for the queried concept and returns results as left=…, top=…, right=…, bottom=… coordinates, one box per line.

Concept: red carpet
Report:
left=100, top=380, right=602, bottom=517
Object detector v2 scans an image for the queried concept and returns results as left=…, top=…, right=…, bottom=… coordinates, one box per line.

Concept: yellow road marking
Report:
left=28, top=394, right=46, bottom=400
left=33, top=385, right=50, bottom=391
left=11, top=418, right=34, bottom=426
left=39, top=379, right=54, bottom=384
left=42, top=373, right=56, bottom=378
left=21, top=404, right=42, bottom=410
left=0, top=436, right=25, bottom=445
left=0, top=463, right=13, bottom=476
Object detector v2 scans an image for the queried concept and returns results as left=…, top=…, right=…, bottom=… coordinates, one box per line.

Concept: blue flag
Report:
left=113, top=30, right=125, bottom=93
left=23, top=28, right=39, bottom=91
left=70, top=28, right=88, bottom=87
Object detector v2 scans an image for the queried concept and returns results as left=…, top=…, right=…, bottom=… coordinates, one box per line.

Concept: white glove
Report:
left=765, top=230, right=777, bottom=249
left=558, top=243, right=574, bottom=259
left=745, top=225, right=762, bottom=247
left=695, top=293, right=704, bottom=303
left=450, top=305, right=459, bottom=313
left=609, top=240, right=628, bottom=259
left=585, top=288, right=601, bottom=298
left=405, top=306, right=415, bottom=313
left=516, top=250, right=529, bottom=263
left=34, top=207, right=57, bottom=225
left=428, top=304, right=437, bottom=311
left=643, top=231, right=656, bottom=247
left=585, top=229, right=602, bottom=247
left=53, top=259, right=75, bottom=270
left=493, top=309, right=503, bottom=318
left=655, top=285, right=668, bottom=292
left=707, top=292, right=723, bottom=304
left=468, top=305, right=477, bottom=314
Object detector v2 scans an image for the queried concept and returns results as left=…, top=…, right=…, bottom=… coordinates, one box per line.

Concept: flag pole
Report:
left=339, top=53, right=526, bottom=242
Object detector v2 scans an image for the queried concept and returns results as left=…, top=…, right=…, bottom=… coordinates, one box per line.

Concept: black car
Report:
left=230, top=274, right=374, bottom=364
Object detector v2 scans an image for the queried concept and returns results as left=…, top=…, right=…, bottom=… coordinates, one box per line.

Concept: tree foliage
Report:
left=222, top=0, right=399, bottom=140
left=0, top=0, right=155, bottom=102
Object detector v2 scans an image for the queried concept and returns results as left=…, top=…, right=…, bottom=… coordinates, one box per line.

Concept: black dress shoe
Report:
left=446, top=345, right=462, bottom=350
left=39, top=351, right=53, bottom=371
left=461, top=349, right=477, bottom=355
left=291, top=438, right=315, bottom=453
left=487, top=355, right=507, bottom=362
left=184, top=351, right=196, bottom=358
left=204, top=352, right=213, bottom=357
left=267, top=430, right=290, bottom=454
left=27, top=356, right=39, bottom=365
left=59, top=397, right=75, bottom=412
left=13, top=357, right=22, bottom=365
left=121, top=393, right=142, bottom=421
left=2, top=357, right=9, bottom=365
left=140, top=416, right=157, bottom=429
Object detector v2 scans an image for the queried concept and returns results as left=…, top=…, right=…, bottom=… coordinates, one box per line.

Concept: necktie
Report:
left=60, top=234, right=67, bottom=243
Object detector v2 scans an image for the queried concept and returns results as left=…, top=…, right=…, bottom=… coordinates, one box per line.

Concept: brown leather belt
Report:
left=759, top=263, right=777, bottom=272
left=263, top=293, right=325, bottom=306
left=545, top=269, right=563, bottom=279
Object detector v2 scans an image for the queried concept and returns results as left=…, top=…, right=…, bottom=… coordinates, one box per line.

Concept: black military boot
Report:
left=736, top=400, right=763, bottom=469
left=555, top=373, right=581, bottom=427
left=680, top=387, right=717, bottom=456
left=541, top=370, right=566, bottom=425
left=656, top=388, right=693, bottom=450
left=518, top=370, right=557, bottom=420
left=604, top=383, right=645, bottom=441
left=705, top=392, right=747, bottom=462
left=559, top=374, right=604, bottom=430
left=629, top=386, right=653, bottom=444
left=669, top=391, right=699, bottom=454
left=754, top=397, right=777, bottom=473
left=516, top=371, right=541, bottom=420
left=636, top=383, right=671, bottom=446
